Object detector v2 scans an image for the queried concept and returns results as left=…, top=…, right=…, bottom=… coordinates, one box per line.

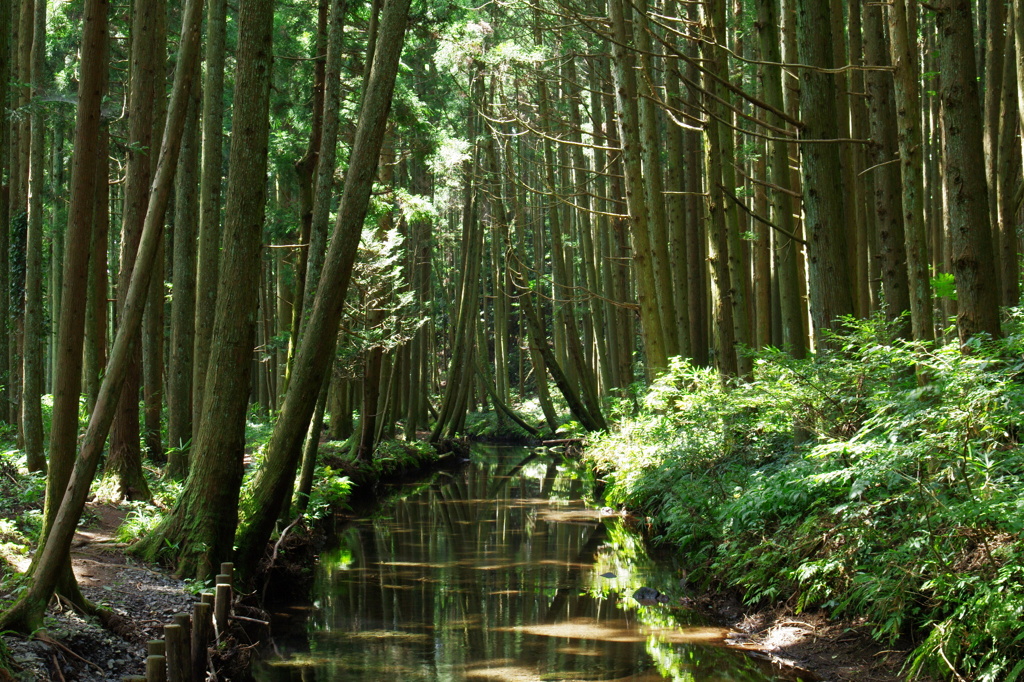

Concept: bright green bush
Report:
left=584, top=314, right=1024, bottom=681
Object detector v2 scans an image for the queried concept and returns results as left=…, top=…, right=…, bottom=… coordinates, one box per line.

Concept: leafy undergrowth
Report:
left=318, top=438, right=441, bottom=483
left=585, top=314, right=1024, bottom=681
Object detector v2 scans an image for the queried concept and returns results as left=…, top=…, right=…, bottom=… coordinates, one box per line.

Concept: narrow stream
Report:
left=256, top=445, right=809, bottom=681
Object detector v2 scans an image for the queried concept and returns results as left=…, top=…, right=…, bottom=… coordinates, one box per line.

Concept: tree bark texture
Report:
left=233, top=0, right=411, bottom=575
left=937, top=0, right=1002, bottom=342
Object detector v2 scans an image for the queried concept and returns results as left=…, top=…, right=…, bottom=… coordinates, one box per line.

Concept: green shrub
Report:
left=584, top=314, right=1024, bottom=680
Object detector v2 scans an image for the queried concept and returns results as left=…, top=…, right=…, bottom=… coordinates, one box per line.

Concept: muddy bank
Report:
left=691, top=591, right=934, bottom=682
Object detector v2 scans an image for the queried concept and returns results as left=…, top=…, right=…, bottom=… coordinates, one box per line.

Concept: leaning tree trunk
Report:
left=2, top=0, right=110, bottom=632
left=0, top=0, right=204, bottom=631
left=233, top=0, right=412, bottom=575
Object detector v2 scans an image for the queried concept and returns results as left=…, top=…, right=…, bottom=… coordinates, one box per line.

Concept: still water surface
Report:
left=256, top=445, right=806, bottom=681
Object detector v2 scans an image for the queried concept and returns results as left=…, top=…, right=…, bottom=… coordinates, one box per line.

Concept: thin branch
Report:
left=718, top=182, right=808, bottom=246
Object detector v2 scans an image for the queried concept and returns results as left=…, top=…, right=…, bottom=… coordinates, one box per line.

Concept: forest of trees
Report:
left=0, top=0, right=1020, bottom=641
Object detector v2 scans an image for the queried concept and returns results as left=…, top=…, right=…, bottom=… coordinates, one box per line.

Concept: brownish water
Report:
left=255, top=446, right=807, bottom=681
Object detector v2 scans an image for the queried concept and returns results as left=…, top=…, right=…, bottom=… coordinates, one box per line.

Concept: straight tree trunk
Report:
left=534, top=45, right=603, bottom=428
left=796, top=0, right=855, bottom=340
left=167, top=66, right=202, bottom=476
left=193, top=0, right=227, bottom=443
left=20, top=0, right=47, bottom=473
left=432, top=75, right=484, bottom=442
left=983, top=0, right=1006, bottom=295
left=634, top=0, right=679, bottom=359
left=84, top=127, right=110, bottom=411
left=8, top=0, right=30, bottom=445
left=889, top=0, right=934, bottom=341
left=142, top=0, right=170, bottom=464
left=755, top=0, right=805, bottom=358
left=107, top=0, right=162, bottom=501
left=355, top=133, right=396, bottom=459
left=0, top=0, right=10, bottom=425
left=608, top=0, right=668, bottom=375
left=701, top=3, right=738, bottom=377
left=997, top=17, right=1020, bottom=307
left=937, top=0, right=1002, bottom=342
left=864, top=2, right=911, bottom=338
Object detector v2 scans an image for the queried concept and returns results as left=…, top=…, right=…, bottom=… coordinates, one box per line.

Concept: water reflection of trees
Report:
left=268, top=449, right=791, bottom=681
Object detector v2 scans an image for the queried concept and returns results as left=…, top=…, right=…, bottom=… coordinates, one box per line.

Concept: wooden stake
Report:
left=191, top=601, right=212, bottom=681
left=146, top=654, right=167, bottom=682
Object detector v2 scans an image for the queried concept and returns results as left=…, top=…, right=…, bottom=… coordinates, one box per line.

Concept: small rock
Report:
left=633, top=586, right=670, bottom=605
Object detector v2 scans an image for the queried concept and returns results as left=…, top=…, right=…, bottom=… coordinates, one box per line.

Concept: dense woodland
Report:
left=1, top=0, right=1023, bottom=676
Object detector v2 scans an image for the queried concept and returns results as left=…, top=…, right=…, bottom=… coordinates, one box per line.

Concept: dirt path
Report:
left=3, top=503, right=196, bottom=681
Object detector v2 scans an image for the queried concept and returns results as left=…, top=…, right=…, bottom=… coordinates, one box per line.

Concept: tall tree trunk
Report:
left=534, top=40, right=603, bottom=428
left=142, top=0, right=169, bottom=464
left=167, top=66, right=202, bottom=476
left=0, top=0, right=10, bottom=425
left=21, top=0, right=47, bottom=473
left=701, top=3, right=738, bottom=377
left=84, top=127, right=109, bottom=411
left=796, top=0, right=855, bottom=340
left=889, top=0, right=934, bottom=341
left=864, top=1, right=911, bottom=338
left=937, top=0, right=1002, bottom=342
left=997, top=18, right=1020, bottom=308
left=134, top=0, right=274, bottom=579
left=355, top=133, right=396, bottom=460
left=193, top=0, right=227, bottom=444
left=232, top=0, right=411, bottom=575
left=608, top=0, right=668, bottom=375
left=0, top=0, right=110, bottom=633
left=983, top=0, right=1006, bottom=298
left=755, top=0, right=805, bottom=358
left=432, top=75, right=483, bottom=442
left=634, top=0, right=679, bottom=359
left=106, top=0, right=162, bottom=502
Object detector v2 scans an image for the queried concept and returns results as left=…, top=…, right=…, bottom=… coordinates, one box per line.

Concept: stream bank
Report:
left=255, top=444, right=820, bottom=681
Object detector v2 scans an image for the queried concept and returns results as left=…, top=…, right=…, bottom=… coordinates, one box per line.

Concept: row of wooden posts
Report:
left=122, top=562, right=236, bottom=682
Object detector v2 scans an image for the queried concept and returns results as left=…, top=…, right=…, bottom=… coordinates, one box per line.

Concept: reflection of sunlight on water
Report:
left=497, top=618, right=731, bottom=645
left=255, top=446, right=790, bottom=681
left=462, top=663, right=670, bottom=682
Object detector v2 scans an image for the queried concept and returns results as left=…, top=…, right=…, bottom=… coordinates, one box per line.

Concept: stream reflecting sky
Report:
left=256, top=446, right=806, bottom=681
